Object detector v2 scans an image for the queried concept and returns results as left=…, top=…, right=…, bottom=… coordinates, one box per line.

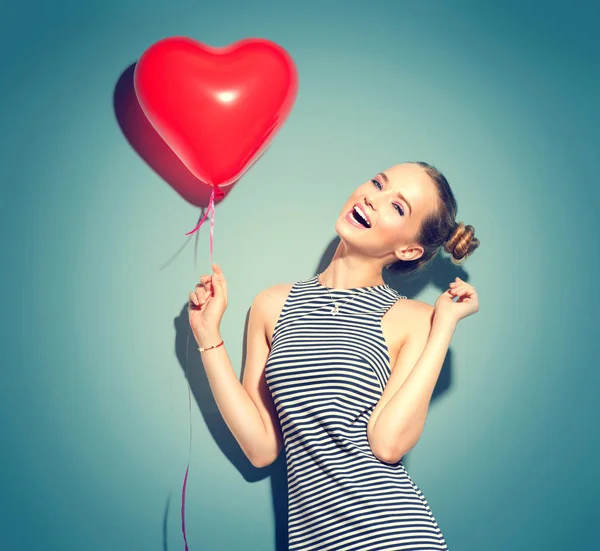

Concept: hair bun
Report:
left=444, top=221, right=480, bottom=265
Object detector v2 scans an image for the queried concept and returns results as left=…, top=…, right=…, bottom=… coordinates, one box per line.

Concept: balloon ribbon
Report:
left=185, top=185, right=225, bottom=265
left=181, top=184, right=225, bottom=549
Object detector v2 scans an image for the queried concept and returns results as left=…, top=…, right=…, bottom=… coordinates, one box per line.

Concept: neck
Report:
left=319, top=248, right=386, bottom=289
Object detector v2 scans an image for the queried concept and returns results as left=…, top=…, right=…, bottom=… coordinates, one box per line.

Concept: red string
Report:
left=185, top=185, right=225, bottom=265
left=181, top=463, right=190, bottom=551
left=181, top=184, right=225, bottom=549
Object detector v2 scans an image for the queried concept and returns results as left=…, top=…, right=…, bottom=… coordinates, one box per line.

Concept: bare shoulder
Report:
left=404, top=297, right=434, bottom=317
left=388, top=296, right=435, bottom=342
left=378, top=295, right=434, bottom=368
left=254, top=282, right=295, bottom=346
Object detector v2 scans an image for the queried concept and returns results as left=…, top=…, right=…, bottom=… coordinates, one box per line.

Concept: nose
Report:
left=364, top=193, right=377, bottom=212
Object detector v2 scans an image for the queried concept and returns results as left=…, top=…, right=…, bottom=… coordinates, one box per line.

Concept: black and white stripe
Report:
left=265, top=275, right=449, bottom=551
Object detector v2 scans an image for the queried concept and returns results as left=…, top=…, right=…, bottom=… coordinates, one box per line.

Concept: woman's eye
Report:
left=394, top=204, right=405, bottom=216
left=371, top=178, right=404, bottom=216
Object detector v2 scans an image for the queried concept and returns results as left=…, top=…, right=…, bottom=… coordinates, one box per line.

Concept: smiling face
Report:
left=336, top=162, right=440, bottom=265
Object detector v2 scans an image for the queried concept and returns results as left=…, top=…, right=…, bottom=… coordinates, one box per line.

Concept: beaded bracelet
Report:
left=198, top=339, right=224, bottom=353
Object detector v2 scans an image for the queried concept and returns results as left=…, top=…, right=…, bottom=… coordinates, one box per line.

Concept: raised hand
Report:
left=188, top=263, right=228, bottom=340
left=434, top=276, right=479, bottom=326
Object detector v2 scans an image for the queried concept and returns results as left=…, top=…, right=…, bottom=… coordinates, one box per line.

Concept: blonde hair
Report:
left=387, top=162, right=480, bottom=274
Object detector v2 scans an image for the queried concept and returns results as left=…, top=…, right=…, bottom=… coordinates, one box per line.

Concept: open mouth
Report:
left=349, top=205, right=371, bottom=228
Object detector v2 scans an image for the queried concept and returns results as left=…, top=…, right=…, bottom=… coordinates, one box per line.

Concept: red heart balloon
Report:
left=134, top=36, right=298, bottom=187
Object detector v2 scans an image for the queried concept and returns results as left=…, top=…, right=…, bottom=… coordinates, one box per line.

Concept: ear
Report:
left=394, top=243, right=424, bottom=262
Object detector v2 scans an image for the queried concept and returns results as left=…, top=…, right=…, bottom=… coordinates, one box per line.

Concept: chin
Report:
left=335, top=213, right=366, bottom=244
left=334, top=213, right=351, bottom=238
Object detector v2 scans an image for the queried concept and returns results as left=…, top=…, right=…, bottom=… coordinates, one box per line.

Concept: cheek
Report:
left=377, top=215, right=411, bottom=241
left=379, top=212, right=404, bottom=230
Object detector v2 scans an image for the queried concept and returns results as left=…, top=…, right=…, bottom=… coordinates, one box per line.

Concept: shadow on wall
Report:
left=170, top=236, right=469, bottom=551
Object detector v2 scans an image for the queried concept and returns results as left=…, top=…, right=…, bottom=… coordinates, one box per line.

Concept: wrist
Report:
left=432, top=315, right=457, bottom=332
left=195, top=327, right=222, bottom=347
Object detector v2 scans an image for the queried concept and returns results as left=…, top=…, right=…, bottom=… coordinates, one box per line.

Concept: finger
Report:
left=460, top=286, right=475, bottom=295
left=201, top=274, right=212, bottom=295
left=195, top=282, right=210, bottom=303
left=218, top=271, right=227, bottom=296
left=188, top=291, right=199, bottom=306
left=219, top=277, right=226, bottom=297
left=213, top=274, right=223, bottom=296
left=197, top=276, right=210, bottom=298
left=458, top=288, right=475, bottom=299
left=212, top=264, right=226, bottom=295
left=210, top=265, right=220, bottom=293
left=188, top=293, right=203, bottom=313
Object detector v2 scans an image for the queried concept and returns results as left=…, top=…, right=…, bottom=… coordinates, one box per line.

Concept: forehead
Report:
left=382, top=163, right=438, bottom=212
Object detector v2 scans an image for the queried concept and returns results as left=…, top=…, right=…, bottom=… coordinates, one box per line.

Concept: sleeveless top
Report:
left=264, top=274, right=449, bottom=550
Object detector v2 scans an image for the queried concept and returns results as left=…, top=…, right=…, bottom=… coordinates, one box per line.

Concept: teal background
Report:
left=2, top=1, right=598, bottom=550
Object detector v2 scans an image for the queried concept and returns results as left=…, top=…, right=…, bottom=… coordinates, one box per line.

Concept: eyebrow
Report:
left=378, top=172, right=412, bottom=215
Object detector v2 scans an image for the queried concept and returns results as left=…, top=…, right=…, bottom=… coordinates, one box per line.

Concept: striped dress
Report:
left=265, top=275, right=449, bottom=551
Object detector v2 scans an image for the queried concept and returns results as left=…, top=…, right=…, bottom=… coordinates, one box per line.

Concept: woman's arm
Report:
left=368, top=314, right=457, bottom=463
left=196, top=290, right=282, bottom=468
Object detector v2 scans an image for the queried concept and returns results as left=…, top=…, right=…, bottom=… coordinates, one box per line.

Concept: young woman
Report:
left=188, top=161, right=480, bottom=550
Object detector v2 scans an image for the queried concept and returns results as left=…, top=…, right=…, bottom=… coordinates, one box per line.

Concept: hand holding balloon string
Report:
left=188, top=263, right=228, bottom=347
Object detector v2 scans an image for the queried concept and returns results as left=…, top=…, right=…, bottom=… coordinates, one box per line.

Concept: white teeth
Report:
left=352, top=206, right=370, bottom=227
